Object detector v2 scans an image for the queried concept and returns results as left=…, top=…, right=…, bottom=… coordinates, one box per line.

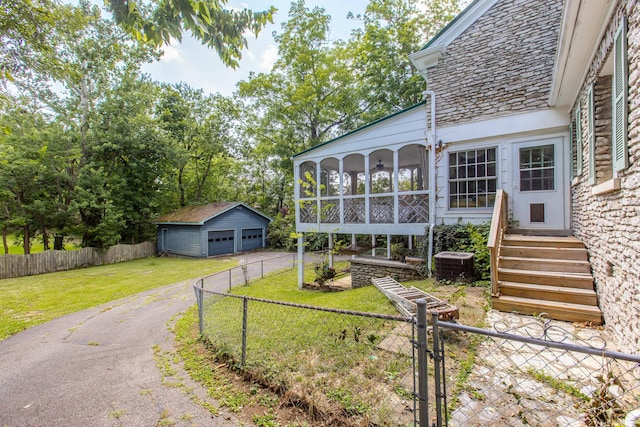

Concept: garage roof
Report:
left=153, top=202, right=272, bottom=225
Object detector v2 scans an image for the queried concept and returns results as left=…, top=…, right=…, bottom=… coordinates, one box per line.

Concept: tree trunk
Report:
left=53, top=235, right=64, bottom=250
left=42, top=227, right=49, bottom=251
left=23, top=225, right=31, bottom=255
left=2, top=228, right=8, bottom=254
left=178, top=166, right=186, bottom=207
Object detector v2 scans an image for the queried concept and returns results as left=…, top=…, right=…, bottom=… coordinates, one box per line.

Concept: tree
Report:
left=348, top=0, right=464, bottom=119
left=105, top=0, right=276, bottom=68
left=156, top=84, right=242, bottom=209
left=239, top=1, right=362, bottom=178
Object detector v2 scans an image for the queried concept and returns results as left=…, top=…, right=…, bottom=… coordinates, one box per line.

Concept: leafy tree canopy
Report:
left=105, top=0, right=277, bottom=68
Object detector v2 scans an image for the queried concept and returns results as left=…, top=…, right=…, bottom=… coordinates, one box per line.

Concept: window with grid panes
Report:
left=519, top=144, right=555, bottom=191
left=448, top=147, right=497, bottom=208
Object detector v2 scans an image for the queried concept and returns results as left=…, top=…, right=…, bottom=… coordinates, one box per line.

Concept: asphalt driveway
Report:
left=0, top=251, right=296, bottom=427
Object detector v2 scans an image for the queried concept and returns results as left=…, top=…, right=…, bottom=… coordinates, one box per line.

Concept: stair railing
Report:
left=488, top=189, right=508, bottom=296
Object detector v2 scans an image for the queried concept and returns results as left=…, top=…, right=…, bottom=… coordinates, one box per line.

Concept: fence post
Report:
left=196, top=285, right=204, bottom=335
left=228, top=269, right=232, bottom=291
left=431, top=312, right=444, bottom=427
left=261, top=260, right=264, bottom=278
left=241, top=297, right=248, bottom=366
left=416, top=299, right=429, bottom=427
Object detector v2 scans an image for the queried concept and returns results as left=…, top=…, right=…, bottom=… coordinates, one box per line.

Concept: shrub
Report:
left=427, top=222, right=491, bottom=281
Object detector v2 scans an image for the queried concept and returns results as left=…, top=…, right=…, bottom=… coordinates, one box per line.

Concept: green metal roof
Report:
left=420, top=0, right=483, bottom=50
left=292, top=101, right=426, bottom=159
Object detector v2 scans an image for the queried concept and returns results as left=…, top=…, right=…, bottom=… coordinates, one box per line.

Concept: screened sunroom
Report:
left=291, top=103, right=436, bottom=288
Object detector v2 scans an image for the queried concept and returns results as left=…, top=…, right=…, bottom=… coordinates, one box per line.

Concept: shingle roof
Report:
left=154, top=202, right=271, bottom=224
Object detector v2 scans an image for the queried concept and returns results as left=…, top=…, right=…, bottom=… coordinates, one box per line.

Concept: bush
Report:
left=266, top=213, right=328, bottom=252
left=429, top=222, right=491, bottom=281
left=266, top=213, right=295, bottom=251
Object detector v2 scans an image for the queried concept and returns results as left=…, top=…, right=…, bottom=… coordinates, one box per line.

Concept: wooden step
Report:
left=498, top=282, right=598, bottom=306
left=497, top=268, right=594, bottom=289
left=492, top=295, right=603, bottom=325
left=499, top=256, right=591, bottom=274
left=500, top=246, right=588, bottom=261
left=502, top=234, right=585, bottom=248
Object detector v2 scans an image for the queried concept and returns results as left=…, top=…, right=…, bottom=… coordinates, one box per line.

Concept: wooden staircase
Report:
left=492, top=232, right=603, bottom=324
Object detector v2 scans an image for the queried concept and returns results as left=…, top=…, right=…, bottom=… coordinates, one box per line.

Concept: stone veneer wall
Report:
left=426, top=0, right=562, bottom=128
left=350, top=257, right=419, bottom=288
left=571, top=1, right=640, bottom=353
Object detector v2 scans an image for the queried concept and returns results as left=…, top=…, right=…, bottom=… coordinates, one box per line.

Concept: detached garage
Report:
left=154, top=202, right=271, bottom=258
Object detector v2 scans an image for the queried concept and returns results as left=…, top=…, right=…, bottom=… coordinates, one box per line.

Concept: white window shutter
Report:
left=574, top=106, right=583, bottom=176
left=587, top=85, right=596, bottom=185
left=613, top=17, right=629, bottom=172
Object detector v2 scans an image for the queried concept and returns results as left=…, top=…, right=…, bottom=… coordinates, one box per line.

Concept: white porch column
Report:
left=339, top=159, right=344, bottom=225
left=364, top=156, right=370, bottom=224
left=372, top=234, right=376, bottom=257
left=328, top=233, right=334, bottom=268
left=387, top=234, right=391, bottom=259
left=297, top=233, right=305, bottom=290
left=393, top=150, right=399, bottom=224
left=316, top=162, right=322, bottom=223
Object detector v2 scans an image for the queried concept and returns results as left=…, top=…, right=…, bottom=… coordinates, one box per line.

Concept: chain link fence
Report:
left=433, top=312, right=640, bottom=427
left=193, top=254, right=640, bottom=427
left=195, top=289, right=417, bottom=426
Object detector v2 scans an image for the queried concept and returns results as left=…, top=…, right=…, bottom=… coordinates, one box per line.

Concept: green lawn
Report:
left=2, top=232, right=78, bottom=255
left=0, top=256, right=236, bottom=340
left=202, top=263, right=425, bottom=425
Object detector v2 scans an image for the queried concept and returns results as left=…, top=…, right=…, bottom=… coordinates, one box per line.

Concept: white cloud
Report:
left=160, top=43, right=185, bottom=63
left=259, top=44, right=278, bottom=71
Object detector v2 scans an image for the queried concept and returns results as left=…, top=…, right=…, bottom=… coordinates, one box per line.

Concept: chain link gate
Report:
left=414, top=299, right=640, bottom=427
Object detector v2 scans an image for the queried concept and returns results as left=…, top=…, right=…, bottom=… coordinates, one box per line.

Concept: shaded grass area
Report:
left=2, top=232, right=78, bottom=255
left=0, top=256, right=235, bottom=340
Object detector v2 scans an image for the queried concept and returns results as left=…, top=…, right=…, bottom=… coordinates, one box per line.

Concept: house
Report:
left=293, top=0, right=639, bottom=352
left=154, top=202, right=271, bottom=257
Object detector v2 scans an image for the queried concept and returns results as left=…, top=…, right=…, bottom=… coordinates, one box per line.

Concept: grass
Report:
left=0, top=256, right=235, bottom=340
left=1, top=232, right=78, bottom=255
left=193, top=266, right=490, bottom=425
left=196, top=263, right=440, bottom=425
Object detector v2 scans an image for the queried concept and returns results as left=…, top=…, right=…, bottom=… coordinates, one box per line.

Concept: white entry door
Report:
left=511, top=137, right=568, bottom=230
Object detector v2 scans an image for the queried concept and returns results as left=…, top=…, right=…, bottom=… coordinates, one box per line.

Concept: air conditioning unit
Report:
left=434, top=251, right=474, bottom=283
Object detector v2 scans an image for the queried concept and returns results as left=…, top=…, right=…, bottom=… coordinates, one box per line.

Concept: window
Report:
left=519, top=145, right=555, bottom=191
left=448, top=147, right=497, bottom=208
left=613, top=17, right=628, bottom=172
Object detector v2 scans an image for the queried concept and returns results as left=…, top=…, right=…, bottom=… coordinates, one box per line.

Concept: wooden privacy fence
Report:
left=0, top=242, right=156, bottom=279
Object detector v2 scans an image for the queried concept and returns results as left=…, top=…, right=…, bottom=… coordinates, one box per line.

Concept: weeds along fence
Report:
left=194, top=287, right=417, bottom=426
left=194, top=261, right=640, bottom=427
left=0, top=242, right=156, bottom=279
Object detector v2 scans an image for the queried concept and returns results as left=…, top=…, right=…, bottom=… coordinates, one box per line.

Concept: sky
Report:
left=140, top=1, right=369, bottom=97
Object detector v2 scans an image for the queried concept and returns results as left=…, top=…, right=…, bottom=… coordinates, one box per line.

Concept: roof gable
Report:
left=292, top=101, right=426, bottom=159
left=409, top=0, right=500, bottom=77
left=154, top=202, right=272, bottom=225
